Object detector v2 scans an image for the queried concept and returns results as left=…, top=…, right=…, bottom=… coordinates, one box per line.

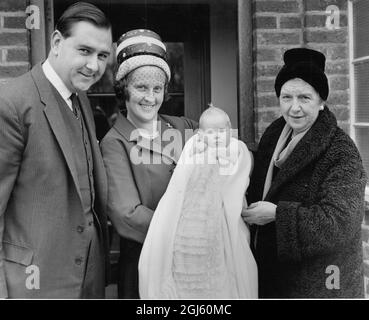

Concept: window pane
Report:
left=165, top=42, right=184, bottom=94
left=160, top=95, right=184, bottom=117
left=355, top=127, right=369, bottom=185
left=353, top=0, right=369, bottom=58
left=163, top=43, right=185, bottom=116
left=354, top=61, right=369, bottom=122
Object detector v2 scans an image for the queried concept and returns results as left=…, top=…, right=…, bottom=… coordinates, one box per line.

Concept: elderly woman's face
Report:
left=125, top=66, right=166, bottom=125
left=279, top=78, right=323, bottom=135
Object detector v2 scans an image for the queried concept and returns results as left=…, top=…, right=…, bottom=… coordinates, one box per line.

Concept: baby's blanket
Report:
left=139, top=135, right=258, bottom=299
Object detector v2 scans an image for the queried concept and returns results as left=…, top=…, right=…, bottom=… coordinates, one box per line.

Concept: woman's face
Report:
left=125, top=66, right=166, bottom=126
left=279, top=78, right=323, bottom=135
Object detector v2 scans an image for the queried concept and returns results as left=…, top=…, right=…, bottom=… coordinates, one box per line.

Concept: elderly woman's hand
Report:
left=241, top=201, right=277, bottom=226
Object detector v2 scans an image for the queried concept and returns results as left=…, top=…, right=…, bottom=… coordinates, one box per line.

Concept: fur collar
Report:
left=264, top=107, right=338, bottom=200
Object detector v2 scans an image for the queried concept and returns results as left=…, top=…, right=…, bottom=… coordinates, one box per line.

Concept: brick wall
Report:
left=254, top=0, right=349, bottom=138
left=0, top=0, right=30, bottom=83
left=253, top=0, right=368, bottom=298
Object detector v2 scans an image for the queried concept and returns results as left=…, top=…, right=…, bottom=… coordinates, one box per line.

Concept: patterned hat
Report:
left=115, top=29, right=171, bottom=81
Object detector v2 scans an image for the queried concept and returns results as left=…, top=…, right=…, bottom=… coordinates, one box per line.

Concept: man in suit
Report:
left=0, top=2, right=113, bottom=298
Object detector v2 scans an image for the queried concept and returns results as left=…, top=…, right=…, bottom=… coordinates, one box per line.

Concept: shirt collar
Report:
left=42, top=59, right=73, bottom=101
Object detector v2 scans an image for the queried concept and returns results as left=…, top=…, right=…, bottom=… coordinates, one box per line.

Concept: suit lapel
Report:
left=112, top=114, right=153, bottom=205
left=31, top=63, right=82, bottom=201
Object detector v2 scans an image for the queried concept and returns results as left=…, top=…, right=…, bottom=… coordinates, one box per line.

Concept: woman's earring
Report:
left=320, top=105, right=324, bottom=111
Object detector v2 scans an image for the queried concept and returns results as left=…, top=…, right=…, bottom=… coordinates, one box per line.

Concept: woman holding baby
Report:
left=100, top=29, right=197, bottom=299
left=101, top=29, right=257, bottom=299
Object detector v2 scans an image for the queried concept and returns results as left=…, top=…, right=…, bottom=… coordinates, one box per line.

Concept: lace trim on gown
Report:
left=172, top=163, right=237, bottom=298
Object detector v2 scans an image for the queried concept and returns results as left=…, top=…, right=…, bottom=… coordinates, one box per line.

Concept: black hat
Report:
left=274, top=48, right=329, bottom=100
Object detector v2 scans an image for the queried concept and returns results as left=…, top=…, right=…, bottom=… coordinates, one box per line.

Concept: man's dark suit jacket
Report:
left=0, top=63, right=109, bottom=298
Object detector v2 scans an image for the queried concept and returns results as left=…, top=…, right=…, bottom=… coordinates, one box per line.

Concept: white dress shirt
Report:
left=42, top=59, right=74, bottom=111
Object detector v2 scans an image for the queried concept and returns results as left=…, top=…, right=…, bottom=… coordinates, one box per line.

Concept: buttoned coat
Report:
left=247, top=107, right=366, bottom=298
left=101, top=113, right=197, bottom=298
left=0, top=63, right=109, bottom=298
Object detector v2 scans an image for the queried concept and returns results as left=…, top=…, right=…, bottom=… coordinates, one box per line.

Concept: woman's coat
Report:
left=247, top=107, right=366, bottom=298
left=101, top=113, right=197, bottom=298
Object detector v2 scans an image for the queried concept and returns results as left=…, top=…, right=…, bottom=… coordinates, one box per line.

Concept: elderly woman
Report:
left=100, top=29, right=197, bottom=298
left=243, top=48, right=366, bottom=298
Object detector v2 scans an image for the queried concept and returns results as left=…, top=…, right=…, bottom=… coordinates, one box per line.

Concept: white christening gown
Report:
left=139, top=135, right=258, bottom=299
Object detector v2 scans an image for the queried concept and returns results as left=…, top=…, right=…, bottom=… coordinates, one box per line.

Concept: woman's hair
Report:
left=114, top=70, right=170, bottom=103
left=55, top=2, right=111, bottom=38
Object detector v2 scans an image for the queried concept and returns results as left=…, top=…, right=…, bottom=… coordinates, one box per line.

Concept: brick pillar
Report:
left=0, top=0, right=30, bottom=82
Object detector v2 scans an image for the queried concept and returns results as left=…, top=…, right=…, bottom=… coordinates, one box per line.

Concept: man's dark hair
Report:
left=55, top=2, right=111, bottom=38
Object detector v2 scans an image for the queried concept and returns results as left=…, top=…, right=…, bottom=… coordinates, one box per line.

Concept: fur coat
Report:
left=247, top=107, right=366, bottom=298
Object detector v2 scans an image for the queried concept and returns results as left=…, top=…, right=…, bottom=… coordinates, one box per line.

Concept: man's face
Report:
left=51, top=21, right=112, bottom=92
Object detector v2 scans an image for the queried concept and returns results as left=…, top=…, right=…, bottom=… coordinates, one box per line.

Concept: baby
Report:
left=191, top=105, right=239, bottom=175
left=139, top=106, right=258, bottom=299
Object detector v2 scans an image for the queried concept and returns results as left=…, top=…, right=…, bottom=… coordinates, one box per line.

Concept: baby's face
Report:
left=200, top=115, right=231, bottom=149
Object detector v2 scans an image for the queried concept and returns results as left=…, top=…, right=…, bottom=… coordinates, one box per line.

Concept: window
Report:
left=349, top=0, right=369, bottom=192
left=160, top=42, right=185, bottom=117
